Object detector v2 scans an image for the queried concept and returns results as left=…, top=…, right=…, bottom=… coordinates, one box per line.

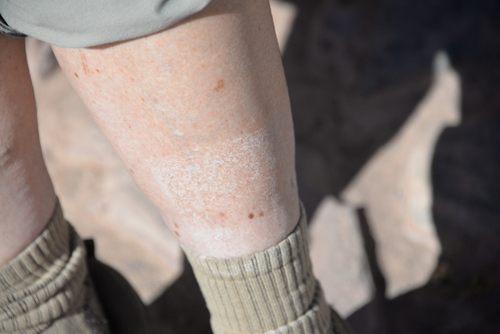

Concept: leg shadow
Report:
left=148, top=256, right=212, bottom=334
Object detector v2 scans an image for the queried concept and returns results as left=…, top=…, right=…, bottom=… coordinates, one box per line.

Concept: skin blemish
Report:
left=174, top=223, right=179, bottom=228
left=130, top=77, right=135, bottom=82
left=82, top=59, right=90, bottom=75
left=249, top=213, right=254, bottom=219
left=259, top=212, right=264, bottom=217
left=175, top=231, right=180, bottom=238
left=74, top=72, right=79, bottom=78
left=219, top=212, right=226, bottom=218
left=95, top=69, right=100, bottom=73
left=214, top=79, right=225, bottom=92
left=141, top=97, right=145, bottom=102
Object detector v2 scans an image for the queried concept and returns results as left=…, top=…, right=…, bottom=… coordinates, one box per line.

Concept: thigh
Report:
left=51, top=0, right=300, bottom=257
left=0, top=35, right=35, bottom=157
left=0, top=34, right=56, bottom=264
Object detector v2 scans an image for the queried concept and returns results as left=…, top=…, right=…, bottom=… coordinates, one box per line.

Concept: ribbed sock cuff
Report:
left=0, top=201, right=92, bottom=333
left=184, top=204, right=333, bottom=334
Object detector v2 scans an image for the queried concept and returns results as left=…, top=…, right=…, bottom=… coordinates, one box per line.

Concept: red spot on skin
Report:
left=74, top=72, right=79, bottom=78
left=174, top=223, right=179, bottom=229
left=175, top=231, right=180, bottom=237
left=95, top=69, right=100, bottom=73
left=130, top=77, right=135, bottom=82
left=119, top=68, right=124, bottom=73
left=259, top=212, right=264, bottom=217
left=214, top=79, right=225, bottom=92
left=249, top=213, right=254, bottom=219
left=219, top=212, right=226, bottom=218
left=141, top=97, right=145, bottom=102
left=81, top=55, right=90, bottom=75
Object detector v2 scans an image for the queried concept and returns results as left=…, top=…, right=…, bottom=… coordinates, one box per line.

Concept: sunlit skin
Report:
left=1, top=0, right=299, bottom=261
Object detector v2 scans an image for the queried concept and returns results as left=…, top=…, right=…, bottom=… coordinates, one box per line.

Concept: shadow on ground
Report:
left=148, top=257, right=212, bottom=334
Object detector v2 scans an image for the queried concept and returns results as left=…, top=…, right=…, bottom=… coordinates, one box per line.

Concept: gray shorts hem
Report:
left=0, top=0, right=211, bottom=48
left=0, top=14, right=26, bottom=38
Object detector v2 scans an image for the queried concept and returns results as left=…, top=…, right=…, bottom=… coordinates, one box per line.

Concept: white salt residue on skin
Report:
left=144, top=127, right=295, bottom=257
left=148, top=128, right=278, bottom=214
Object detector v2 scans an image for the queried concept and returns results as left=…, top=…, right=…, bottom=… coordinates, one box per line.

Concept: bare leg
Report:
left=0, top=35, right=56, bottom=265
left=53, top=0, right=299, bottom=258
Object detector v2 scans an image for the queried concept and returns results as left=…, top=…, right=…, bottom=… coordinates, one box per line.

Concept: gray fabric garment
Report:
left=0, top=0, right=211, bottom=48
left=0, top=14, right=26, bottom=37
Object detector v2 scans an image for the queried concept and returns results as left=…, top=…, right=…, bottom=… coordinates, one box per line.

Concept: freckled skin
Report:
left=214, top=79, right=225, bottom=92
left=249, top=213, right=254, bottom=219
left=53, top=0, right=299, bottom=258
left=259, top=212, right=264, bottom=217
left=81, top=53, right=90, bottom=75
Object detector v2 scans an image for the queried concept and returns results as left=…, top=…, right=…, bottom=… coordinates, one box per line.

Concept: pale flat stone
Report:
left=309, top=196, right=374, bottom=316
left=270, top=0, right=297, bottom=51
left=342, top=53, right=461, bottom=298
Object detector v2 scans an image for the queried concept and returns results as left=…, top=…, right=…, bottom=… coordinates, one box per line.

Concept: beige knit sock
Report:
left=0, top=201, right=110, bottom=334
left=184, top=204, right=352, bottom=334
